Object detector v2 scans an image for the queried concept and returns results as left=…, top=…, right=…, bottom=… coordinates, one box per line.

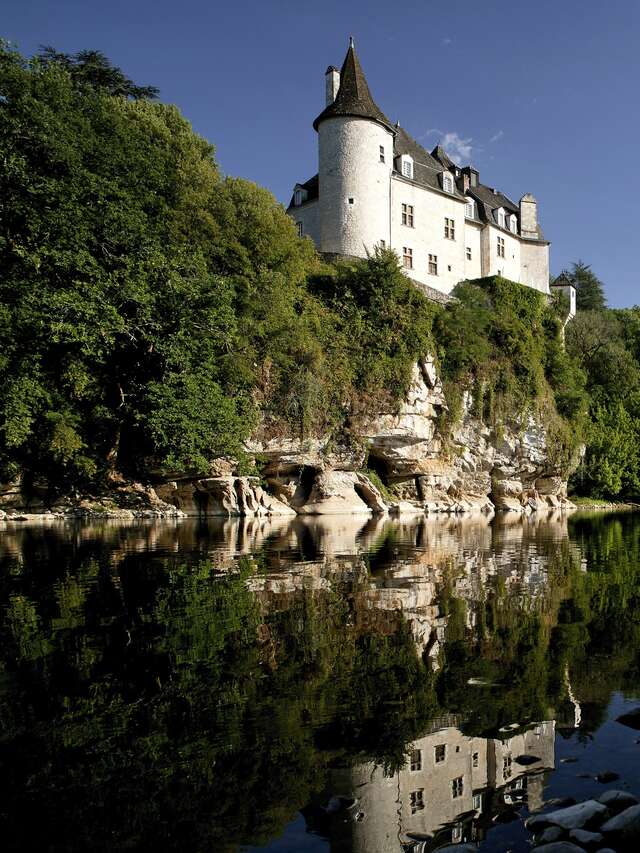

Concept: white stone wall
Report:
left=318, top=116, right=394, bottom=256
left=520, top=239, right=550, bottom=294
left=464, top=221, right=483, bottom=281
left=290, top=199, right=320, bottom=246
left=481, top=225, right=521, bottom=281
left=390, top=176, right=468, bottom=294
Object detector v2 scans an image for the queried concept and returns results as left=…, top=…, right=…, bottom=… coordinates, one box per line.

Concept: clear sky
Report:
left=4, top=0, right=639, bottom=306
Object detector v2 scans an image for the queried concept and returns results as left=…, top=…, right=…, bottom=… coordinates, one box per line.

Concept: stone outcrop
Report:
left=0, top=356, right=576, bottom=519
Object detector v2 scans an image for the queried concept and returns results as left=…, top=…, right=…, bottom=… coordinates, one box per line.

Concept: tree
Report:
left=36, top=46, right=159, bottom=99
left=570, top=260, right=607, bottom=311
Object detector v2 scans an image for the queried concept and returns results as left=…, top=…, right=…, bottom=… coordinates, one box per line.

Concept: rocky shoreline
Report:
left=0, top=358, right=579, bottom=521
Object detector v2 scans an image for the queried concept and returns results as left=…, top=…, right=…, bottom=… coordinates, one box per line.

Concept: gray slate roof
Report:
left=313, top=42, right=394, bottom=132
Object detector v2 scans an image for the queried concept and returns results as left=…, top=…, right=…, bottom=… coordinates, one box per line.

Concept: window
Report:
left=402, top=247, right=413, bottom=269
left=402, top=203, right=414, bottom=227
left=410, top=749, right=422, bottom=771
left=294, top=189, right=303, bottom=206
left=444, top=217, right=455, bottom=240
left=443, top=174, right=454, bottom=193
left=472, top=751, right=479, bottom=768
left=348, top=197, right=354, bottom=204
left=510, top=215, right=518, bottom=233
left=379, top=239, right=386, bottom=248
left=497, top=236, right=505, bottom=258
left=410, top=789, right=424, bottom=814
left=379, top=145, right=385, bottom=163
left=296, top=222, right=303, bottom=237
left=466, top=247, right=472, bottom=261
left=434, top=743, right=446, bottom=763
left=503, top=754, right=512, bottom=780
left=452, top=825, right=463, bottom=843
left=428, top=254, right=438, bottom=276
left=401, top=155, right=414, bottom=179
left=452, top=776, right=464, bottom=799
left=473, top=793, right=482, bottom=811
left=465, top=200, right=474, bottom=218
left=497, top=209, right=505, bottom=228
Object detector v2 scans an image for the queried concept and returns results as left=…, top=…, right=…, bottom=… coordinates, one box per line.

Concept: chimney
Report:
left=461, top=166, right=479, bottom=188
left=325, top=65, right=340, bottom=105
left=520, top=193, right=538, bottom=239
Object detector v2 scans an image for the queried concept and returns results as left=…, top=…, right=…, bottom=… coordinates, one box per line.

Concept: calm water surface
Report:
left=1, top=511, right=640, bottom=852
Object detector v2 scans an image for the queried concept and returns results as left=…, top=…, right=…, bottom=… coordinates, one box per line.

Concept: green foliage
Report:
left=434, top=276, right=587, bottom=467
left=0, top=45, right=440, bottom=489
left=570, top=260, right=607, bottom=311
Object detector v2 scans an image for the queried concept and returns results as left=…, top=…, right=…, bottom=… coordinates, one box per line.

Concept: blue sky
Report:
left=4, top=0, right=639, bottom=306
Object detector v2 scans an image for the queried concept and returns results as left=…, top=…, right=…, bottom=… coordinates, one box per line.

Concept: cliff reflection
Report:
left=0, top=511, right=639, bottom=851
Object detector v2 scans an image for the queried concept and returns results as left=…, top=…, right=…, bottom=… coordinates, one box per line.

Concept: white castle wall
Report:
left=521, top=239, right=550, bottom=294
left=291, top=199, right=320, bottom=245
left=464, top=221, right=483, bottom=280
left=390, top=176, right=467, bottom=294
left=482, top=224, right=521, bottom=282
left=318, top=116, right=394, bottom=256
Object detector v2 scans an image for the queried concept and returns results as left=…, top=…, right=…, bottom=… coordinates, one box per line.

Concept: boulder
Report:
left=600, top=803, right=640, bottom=843
left=295, top=470, right=387, bottom=516
left=532, top=844, right=588, bottom=853
left=568, top=828, right=604, bottom=849
left=535, top=826, right=565, bottom=844
left=598, top=790, right=639, bottom=815
left=526, top=800, right=609, bottom=833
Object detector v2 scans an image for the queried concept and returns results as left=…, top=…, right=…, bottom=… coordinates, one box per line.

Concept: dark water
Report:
left=1, top=511, right=640, bottom=852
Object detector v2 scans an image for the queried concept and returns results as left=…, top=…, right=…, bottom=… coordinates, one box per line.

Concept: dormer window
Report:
left=443, top=173, right=454, bottom=193
left=509, top=214, right=518, bottom=234
left=294, top=187, right=307, bottom=207
left=496, top=208, right=506, bottom=228
left=400, top=155, right=414, bottom=179
left=465, top=199, right=475, bottom=219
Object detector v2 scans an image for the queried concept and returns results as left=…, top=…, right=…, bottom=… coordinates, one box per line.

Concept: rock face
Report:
left=244, top=356, right=575, bottom=517
left=1, top=356, right=576, bottom=518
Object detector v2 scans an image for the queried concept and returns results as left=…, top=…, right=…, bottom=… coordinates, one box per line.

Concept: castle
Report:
left=287, top=39, right=550, bottom=299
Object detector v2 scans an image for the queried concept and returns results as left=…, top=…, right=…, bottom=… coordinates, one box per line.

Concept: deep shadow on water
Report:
left=1, top=511, right=640, bottom=852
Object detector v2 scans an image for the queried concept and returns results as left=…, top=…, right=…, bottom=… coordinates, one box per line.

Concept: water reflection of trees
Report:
left=0, top=512, right=639, bottom=850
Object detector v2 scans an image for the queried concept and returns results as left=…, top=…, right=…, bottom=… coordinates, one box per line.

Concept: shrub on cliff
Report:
left=434, top=276, right=588, bottom=440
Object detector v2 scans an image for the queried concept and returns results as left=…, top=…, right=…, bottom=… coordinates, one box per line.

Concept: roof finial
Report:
left=349, top=35, right=355, bottom=49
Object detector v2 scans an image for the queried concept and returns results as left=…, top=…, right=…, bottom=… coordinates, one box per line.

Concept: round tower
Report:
left=314, top=40, right=395, bottom=258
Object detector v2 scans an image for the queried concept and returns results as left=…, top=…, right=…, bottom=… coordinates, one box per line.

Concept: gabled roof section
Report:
left=313, top=40, right=394, bottom=132
left=431, top=144, right=457, bottom=172
left=287, top=174, right=319, bottom=209
left=393, top=126, right=465, bottom=198
left=469, top=184, right=519, bottom=216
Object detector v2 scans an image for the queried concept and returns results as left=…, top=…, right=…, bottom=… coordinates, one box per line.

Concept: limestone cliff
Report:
left=0, top=357, right=575, bottom=519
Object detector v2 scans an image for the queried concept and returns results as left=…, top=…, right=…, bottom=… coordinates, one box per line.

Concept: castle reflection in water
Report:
left=311, top=719, right=555, bottom=852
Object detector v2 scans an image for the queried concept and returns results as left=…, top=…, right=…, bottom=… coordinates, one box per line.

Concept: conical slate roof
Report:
left=313, top=39, right=394, bottom=132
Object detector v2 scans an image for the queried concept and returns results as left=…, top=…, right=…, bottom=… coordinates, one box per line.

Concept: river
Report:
left=1, top=510, right=639, bottom=851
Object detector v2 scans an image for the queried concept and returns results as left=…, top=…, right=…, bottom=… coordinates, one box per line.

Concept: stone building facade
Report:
left=288, top=39, right=550, bottom=297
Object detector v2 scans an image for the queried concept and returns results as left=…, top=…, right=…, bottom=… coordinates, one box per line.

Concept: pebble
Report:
left=595, top=771, right=620, bottom=784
